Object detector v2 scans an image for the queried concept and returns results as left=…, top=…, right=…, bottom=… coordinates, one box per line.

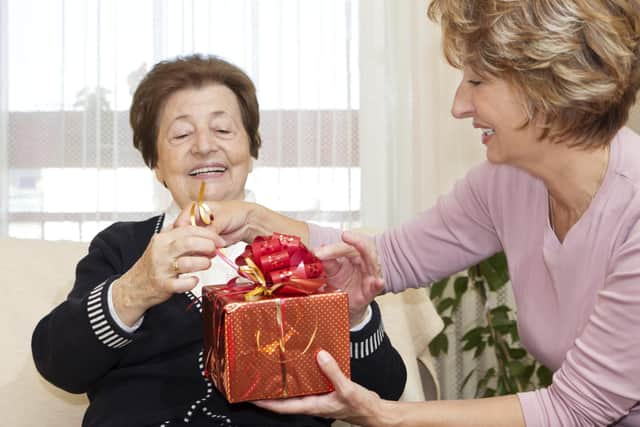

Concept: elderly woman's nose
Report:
left=192, top=129, right=219, bottom=154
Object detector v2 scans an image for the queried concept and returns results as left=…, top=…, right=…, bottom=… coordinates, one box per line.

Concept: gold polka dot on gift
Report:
left=222, top=291, right=350, bottom=402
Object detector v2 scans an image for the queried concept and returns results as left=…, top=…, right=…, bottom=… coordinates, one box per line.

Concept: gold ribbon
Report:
left=255, top=298, right=319, bottom=398
left=190, top=182, right=214, bottom=226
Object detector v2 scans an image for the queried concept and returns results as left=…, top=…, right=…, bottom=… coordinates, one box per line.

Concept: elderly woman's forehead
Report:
left=160, top=85, right=242, bottom=120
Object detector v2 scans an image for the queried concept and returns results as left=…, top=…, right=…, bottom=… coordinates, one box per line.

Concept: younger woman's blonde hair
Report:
left=428, top=0, right=640, bottom=147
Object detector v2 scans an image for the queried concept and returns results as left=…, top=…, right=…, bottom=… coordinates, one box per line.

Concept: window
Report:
left=4, top=0, right=360, bottom=241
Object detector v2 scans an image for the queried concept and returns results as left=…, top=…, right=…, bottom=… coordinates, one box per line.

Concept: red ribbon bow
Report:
left=219, top=233, right=326, bottom=301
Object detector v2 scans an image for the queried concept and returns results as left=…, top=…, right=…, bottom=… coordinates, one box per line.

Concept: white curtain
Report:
left=0, top=0, right=8, bottom=237
left=359, top=0, right=508, bottom=401
left=1, top=0, right=360, bottom=241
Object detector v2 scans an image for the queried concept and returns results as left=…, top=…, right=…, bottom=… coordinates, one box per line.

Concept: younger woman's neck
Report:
left=536, top=142, right=610, bottom=214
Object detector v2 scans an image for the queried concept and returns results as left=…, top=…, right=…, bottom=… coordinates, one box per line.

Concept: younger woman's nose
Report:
left=451, top=82, right=475, bottom=119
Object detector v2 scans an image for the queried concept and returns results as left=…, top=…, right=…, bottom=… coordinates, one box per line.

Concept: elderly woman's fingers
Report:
left=167, top=276, right=199, bottom=294
left=171, top=256, right=212, bottom=275
left=168, top=223, right=226, bottom=248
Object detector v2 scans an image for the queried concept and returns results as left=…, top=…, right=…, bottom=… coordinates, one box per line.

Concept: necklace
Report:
left=548, top=146, right=609, bottom=233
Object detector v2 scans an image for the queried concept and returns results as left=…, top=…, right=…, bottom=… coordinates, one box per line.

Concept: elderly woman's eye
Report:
left=169, top=133, right=191, bottom=144
left=216, top=128, right=234, bottom=137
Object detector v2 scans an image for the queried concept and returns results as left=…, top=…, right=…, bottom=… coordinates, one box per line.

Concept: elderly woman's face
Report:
left=451, top=68, right=544, bottom=168
left=154, top=84, right=253, bottom=208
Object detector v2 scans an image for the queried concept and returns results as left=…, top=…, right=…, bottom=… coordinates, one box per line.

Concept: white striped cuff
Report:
left=350, top=318, right=385, bottom=359
left=87, top=281, right=133, bottom=349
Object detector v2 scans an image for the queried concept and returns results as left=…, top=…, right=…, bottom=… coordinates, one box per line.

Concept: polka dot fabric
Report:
left=202, top=286, right=350, bottom=403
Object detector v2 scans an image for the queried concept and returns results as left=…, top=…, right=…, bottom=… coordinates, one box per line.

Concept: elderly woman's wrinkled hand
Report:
left=113, top=222, right=226, bottom=326
left=315, top=231, right=385, bottom=327
left=253, top=350, right=385, bottom=426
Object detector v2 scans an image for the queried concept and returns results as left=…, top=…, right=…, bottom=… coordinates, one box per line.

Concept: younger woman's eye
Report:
left=468, top=79, right=482, bottom=86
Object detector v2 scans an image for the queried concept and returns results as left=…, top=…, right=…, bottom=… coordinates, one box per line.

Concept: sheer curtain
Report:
left=1, top=0, right=360, bottom=242
left=359, top=0, right=511, bottom=400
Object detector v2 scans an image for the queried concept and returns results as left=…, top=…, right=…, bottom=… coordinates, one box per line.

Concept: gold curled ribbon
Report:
left=190, top=182, right=214, bottom=226
left=254, top=298, right=319, bottom=398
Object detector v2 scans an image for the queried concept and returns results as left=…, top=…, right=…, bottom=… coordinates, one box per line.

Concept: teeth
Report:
left=482, top=128, right=495, bottom=136
left=189, top=166, right=226, bottom=176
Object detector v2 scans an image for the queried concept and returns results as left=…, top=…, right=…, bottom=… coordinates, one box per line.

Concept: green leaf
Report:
left=475, top=368, right=496, bottom=397
left=482, top=387, right=496, bottom=398
left=428, top=332, right=449, bottom=357
left=460, top=368, right=476, bottom=392
left=479, top=252, right=509, bottom=291
left=536, top=365, right=553, bottom=387
left=496, top=376, right=507, bottom=395
left=430, top=278, right=449, bottom=300
left=510, top=325, right=520, bottom=342
left=462, top=334, right=483, bottom=351
left=505, top=375, right=519, bottom=394
left=493, top=320, right=517, bottom=334
left=453, top=276, right=469, bottom=299
left=517, top=363, right=536, bottom=391
left=441, top=316, right=453, bottom=328
left=473, top=341, right=486, bottom=359
left=507, top=360, right=527, bottom=377
left=508, top=348, right=527, bottom=359
left=490, top=305, right=511, bottom=316
left=462, top=326, right=486, bottom=342
left=436, top=297, right=455, bottom=314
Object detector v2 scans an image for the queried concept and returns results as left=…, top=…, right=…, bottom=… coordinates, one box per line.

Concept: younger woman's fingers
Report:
left=314, top=241, right=357, bottom=260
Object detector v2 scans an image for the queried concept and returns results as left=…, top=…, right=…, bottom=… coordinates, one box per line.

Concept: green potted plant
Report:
left=428, top=252, right=552, bottom=397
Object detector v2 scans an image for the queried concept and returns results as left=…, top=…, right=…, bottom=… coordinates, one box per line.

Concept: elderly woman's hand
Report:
left=253, top=350, right=391, bottom=427
left=315, top=231, right=385, bottom=327
left=112, top=222, right=226, bottom=326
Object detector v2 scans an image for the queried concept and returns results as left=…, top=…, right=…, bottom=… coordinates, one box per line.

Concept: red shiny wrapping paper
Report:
left=202, top=285, right=351, bottom=403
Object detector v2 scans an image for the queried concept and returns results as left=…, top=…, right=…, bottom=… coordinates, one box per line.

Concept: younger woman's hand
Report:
left=315, top=231, right=385, bottom=327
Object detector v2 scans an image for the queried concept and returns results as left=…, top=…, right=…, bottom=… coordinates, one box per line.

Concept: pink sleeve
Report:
left=518, top=229, right=640, bottom=426
left=308, top=223, right=343, bottom=249
left=375, top=162, right=503, bottom=293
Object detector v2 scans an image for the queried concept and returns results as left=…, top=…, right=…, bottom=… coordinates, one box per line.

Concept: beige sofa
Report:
left=0, top=237, right=442, bottom=426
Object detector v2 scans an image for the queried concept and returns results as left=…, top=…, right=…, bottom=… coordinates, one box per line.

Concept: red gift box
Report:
left=202, top=233, right=351, bottom=403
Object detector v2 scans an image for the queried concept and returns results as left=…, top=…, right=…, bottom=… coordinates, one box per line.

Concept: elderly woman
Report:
left=208, top=1, right=640, bottom=426
left=31, top=55, right=406, bottom=427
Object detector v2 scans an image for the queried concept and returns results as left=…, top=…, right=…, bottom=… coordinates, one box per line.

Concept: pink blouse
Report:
left=310, top=127, right=640, bottom=426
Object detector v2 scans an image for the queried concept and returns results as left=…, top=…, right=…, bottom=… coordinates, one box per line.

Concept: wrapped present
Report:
left=202, top=233, right=351, bottom=403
